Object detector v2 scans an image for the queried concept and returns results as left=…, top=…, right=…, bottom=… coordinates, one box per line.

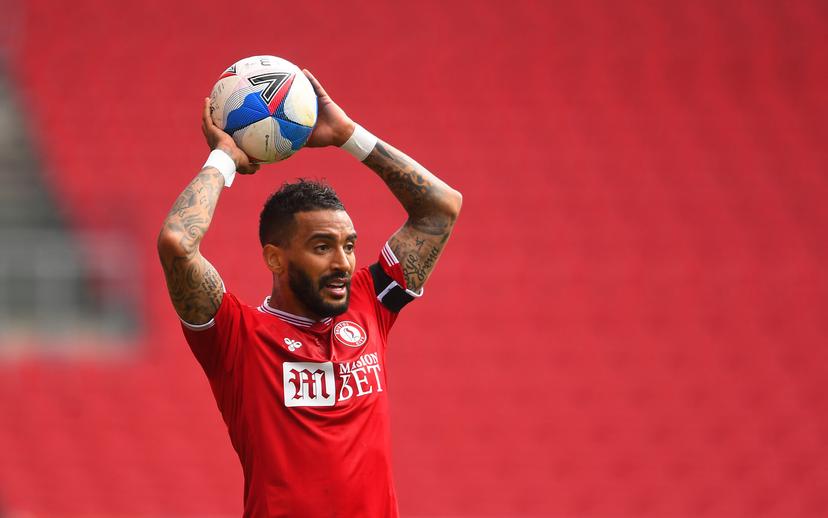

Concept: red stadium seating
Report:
left=1, top=0, right=827, bottom=516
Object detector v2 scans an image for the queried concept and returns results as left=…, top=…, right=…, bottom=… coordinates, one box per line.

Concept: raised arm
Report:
left=157, top=99, right=258, bottom=325
left=303, top=70, right=462, bottom=292
left=362, top=141, right=461, bottom=291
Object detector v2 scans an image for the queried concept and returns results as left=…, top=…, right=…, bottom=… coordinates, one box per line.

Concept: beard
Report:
left=287, top=262, right=351, bottom=318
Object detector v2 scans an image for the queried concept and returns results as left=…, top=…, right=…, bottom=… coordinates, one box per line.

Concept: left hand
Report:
left=201, top=98, right=260, bottom=174
left=303, top=69, right=355, bottom=148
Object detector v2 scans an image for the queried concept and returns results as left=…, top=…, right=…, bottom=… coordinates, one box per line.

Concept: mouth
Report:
left=322, top=279, right=349, bottom=299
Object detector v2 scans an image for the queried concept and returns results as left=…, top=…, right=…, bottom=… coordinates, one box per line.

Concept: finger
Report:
left=302, top=68, right=328, bottom=98
left=201, top=98, right=211, bottom=137
left=202, top=97, right=213, bottom=128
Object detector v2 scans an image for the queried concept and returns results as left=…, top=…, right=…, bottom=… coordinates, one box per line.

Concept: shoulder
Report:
left=217, top=291, right=258, bottom=318
left=181, top=291, right=261, bottom=332
left=347, top=266, right=377, bottom=309
left=351, top=266, right=375, bottom=292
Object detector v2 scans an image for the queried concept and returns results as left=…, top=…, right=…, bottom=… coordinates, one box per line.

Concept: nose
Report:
left=330, top=245, right=351, bottom=272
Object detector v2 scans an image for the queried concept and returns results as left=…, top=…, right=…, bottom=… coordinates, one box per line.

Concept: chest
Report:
left=245, top=311, right=387, bottom=409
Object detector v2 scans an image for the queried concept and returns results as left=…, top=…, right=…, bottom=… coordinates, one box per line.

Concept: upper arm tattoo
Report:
left=364, top=141, right=460, bottom=292
left=159, top=168, right=225, bottom=324
left=160, top=254, right=224, bottom=324
left=388, top=226, right=450, bottom=292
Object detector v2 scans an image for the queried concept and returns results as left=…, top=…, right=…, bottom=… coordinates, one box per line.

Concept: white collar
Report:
left=257, top=296, right=333, bottom=328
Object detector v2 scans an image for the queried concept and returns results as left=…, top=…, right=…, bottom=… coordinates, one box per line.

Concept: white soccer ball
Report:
left=209, top=55, right=317, bottom=163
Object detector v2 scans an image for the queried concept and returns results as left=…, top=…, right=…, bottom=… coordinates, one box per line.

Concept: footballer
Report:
left=157, top=69, right=462, bottom=517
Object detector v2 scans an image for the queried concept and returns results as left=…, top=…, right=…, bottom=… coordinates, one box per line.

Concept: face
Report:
left=280, top=210, right=357, bottom=319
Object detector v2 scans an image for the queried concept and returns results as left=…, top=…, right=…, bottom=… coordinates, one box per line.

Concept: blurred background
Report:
left=1, top=0, right=827, bottom=516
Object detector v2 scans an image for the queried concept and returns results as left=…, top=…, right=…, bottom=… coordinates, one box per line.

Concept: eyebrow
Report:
left=306, top=231, right=358, bottom=242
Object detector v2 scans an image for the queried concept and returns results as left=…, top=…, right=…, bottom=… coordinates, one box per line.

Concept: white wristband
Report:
left=340, top=123, right=378, bottom=161
left=203, top=149, right=237, bottom=187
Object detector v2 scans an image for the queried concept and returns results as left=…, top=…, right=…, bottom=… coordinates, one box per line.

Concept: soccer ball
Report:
left=209, top=55, right=317, bottom=163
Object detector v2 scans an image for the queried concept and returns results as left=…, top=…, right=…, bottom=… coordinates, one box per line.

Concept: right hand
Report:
left=302, top=69, right=355, bottom=148
left=201, top=98, right=260, bottom=175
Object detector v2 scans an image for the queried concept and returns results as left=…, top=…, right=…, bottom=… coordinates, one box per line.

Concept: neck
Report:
left=269, top=285, right=323, bottom=321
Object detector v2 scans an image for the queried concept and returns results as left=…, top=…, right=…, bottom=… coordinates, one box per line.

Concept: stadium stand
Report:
left=0, top=24, right=138, bottom=347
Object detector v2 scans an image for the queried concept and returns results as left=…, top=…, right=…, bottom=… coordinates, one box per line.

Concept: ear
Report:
left=262, top=244, right=285, bottom=274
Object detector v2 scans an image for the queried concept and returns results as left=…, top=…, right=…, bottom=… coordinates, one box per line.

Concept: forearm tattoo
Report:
left=363, top=141, right=460, bottom=292
left=159, top=168, right=225, bottom=324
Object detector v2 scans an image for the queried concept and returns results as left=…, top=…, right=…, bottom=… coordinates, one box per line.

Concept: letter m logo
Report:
left=283, top=362, right=335, bottom=407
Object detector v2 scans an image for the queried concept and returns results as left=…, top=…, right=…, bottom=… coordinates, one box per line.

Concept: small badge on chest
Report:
left=334, top=321, right=367, bottom=348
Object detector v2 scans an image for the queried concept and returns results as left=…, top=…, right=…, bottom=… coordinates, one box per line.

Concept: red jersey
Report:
left=181, top=244, right=420, bottom=518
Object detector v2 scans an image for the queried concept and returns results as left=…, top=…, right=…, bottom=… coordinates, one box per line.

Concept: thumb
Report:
left=303, top=69, right=329, bottom=99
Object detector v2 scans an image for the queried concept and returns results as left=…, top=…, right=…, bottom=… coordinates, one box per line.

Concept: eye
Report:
left=344, top=243, right=355, bottom=253
left=315, top=243, right=330, bottom=253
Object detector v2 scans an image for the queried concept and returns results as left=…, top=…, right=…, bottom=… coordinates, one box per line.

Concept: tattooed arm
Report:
left=363, top=141, right=462, bottom=292
left=157, top=98, right=258, bottom=324
left=157, top=168, right=227, bottom=324
left=302, top=69, right=462, bottom=292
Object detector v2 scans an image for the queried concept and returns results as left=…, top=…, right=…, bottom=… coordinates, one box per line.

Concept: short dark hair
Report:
left=259, top=179, right=346, bottom=246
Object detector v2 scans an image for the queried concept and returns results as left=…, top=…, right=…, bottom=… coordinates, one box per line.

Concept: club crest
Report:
left=334, top=321, right=367, bottom=348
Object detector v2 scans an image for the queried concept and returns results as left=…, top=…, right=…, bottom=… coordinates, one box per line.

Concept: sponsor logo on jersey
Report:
left=338, top=353, right=383, bottom=401
left=334, top=321, right=367, bottom=348
left=281, top=354, right=383, bottom=408
left=283, top=362, right=335, bottom=407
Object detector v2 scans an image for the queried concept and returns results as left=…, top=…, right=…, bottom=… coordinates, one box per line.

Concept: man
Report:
left=157, top=69, right=462, bottom=517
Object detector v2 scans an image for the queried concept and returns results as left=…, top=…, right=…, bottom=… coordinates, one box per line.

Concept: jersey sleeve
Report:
left=356, top=242, right=424, bottom=338
left=180, top=292, right=244, bottom=379
left=372, top=242, right=424, bottom=311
